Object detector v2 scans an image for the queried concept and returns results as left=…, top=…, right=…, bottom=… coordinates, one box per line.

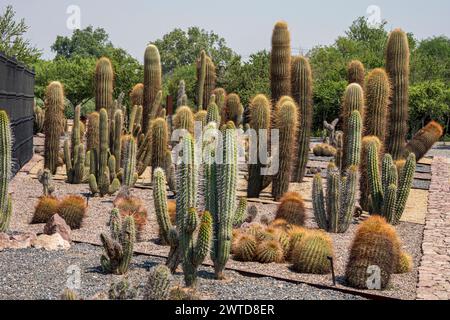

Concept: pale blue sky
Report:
left=5, top=0, right=450, bottom=60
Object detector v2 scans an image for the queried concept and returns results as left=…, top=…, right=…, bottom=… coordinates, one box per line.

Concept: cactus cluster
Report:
left=64, top=105, right=87, bottom=184
left=100, top=209, right=135, bottom=275
left=405, top=121, right=444, bottom=160
left=366, top=140, right=416, bottom=225
left=0, top=111, right=12, bottom=232
left=291, top=56, right=313, bottom=183
left=313, top=144, right=337, bottom=157
left=312, top=163, right=357, bottom=233
left=143, top=45, right=162, bottom=132
left=44, top=81, right=65, bottom=175
left=270, top=21, right=291, bottom=103
left=113, top=195, right=147, bottom=240
left=275, top=192, right=306, bottom=226
left=385, top=29, right=410, bottom=160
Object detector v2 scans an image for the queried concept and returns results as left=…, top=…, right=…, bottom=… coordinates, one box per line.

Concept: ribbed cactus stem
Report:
left=153, top=168, right=173, bottom=245
left=113, top=110, right=123, bottom=172
left=95, top=57, right=114, bottom=116
left=343, top=110, right=362, bottom=170
left=385, top=29, right=410, bottom=160
left=225, top=93, right=243, bottom=126
left=197, top=50, right=206, bottom=111
left=347, top=60, right=365, bottom=87
left=143, top=44, right=162, bottom=133
left=150, top=118, right=168, bottom=172
left=44, top=81, right=65, bottom=174
left=291, top=56, right=313, bottom=183
left=206, top=95, right=221, bottom=125
left=130, top=83, right=144, bottom=107
left=0, top=111, right=12, bottom=232
left=270, top=21, right=291, bottom=104
left=144, top=265, right=172, bottom=300
left=122, top=135, right=137, bottom=187
left=272, top=98, right=298, bottom=200
left=365, top=68, right=390, bottom=140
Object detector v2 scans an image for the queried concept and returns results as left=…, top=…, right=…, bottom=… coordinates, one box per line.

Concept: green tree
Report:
left=153, top=27, right=236, bottom=76
left=163, top=64, right=197, bottom=109
left=0, top=5, right=41, bottom=65
left=411, top=36, right=450, bottom=83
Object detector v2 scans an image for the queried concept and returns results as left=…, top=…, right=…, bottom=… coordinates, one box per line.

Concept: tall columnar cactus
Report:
left=128, top=105, right=143, bottom=137
left=360, top=136, right=383, bottom=211
left=143, top=44, right=162, bottom=133
left=347, top=60, right=365, bottom=88
left=405, top=121, right=444, bottom=161
left=44, top=81, right=65, bottom=175
left=385, top=29, right=410, bottom=160
left=345, top=215, right=400, bottom=290
left=343, top=110, right=362, bottom=171
left=365, top=68, right=391, bottom=140
left=367, top=140, right=416, bottom=224
left=272, top=97, right=298, bottom=201
left=86, top=112, right=100, bottom=152
left=173, top=106, right=194, bottom=134
left=291, top=56, right=313, bottom=182
left=204, top=55, right=216, bottom=109
left=206, top=95, right=221, bottom=125
left=0, top=111, right=12, bottom=232
left=196, top=51, right=216, bottom=111
left=270, top=21, right=291, bottom=104
left=34, top=104, right=45, bottom=134
left=177, top=80, right=187, bottom=108
left=100, top=210, right=135, bottom=275
left=247, top=94, right=271, bottom=198
left=312, top=163, right=357, bottom=233
left=213, top=88, right=226, bottom=109
left=194, top=110, right=208, bottom=128
left=95, top=57, right=114, bottom=116
left=150, top=117, right=169, bottom=172
left=341, top=83, right=364, bottom=168
left=225, top=93, right=243, bottom=126
left=111, top=109, right=123, bottom=172
left=206, top=122, right=239, bottom=279
left=88, top=108, right=120, bottom=196
left=130, top=83, right=144, bottom=107
left=64, top=105, right=86, bottom=184
left=122, top=135, right=138, bottom=187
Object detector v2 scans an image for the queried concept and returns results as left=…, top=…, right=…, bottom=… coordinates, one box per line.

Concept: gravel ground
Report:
left=0, top=243, right=364, bottom=300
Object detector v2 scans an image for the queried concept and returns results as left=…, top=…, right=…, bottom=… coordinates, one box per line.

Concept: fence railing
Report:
left=0, top=51, right=35, bottom=176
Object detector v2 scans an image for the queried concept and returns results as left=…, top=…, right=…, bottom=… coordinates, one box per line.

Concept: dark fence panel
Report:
left=0, top=52, right=35, bottom=176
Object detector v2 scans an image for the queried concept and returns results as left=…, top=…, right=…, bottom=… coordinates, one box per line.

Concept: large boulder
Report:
left=44, top=214, right=71, bottom=242
left=0, top=232, right=36, bottom=251
left=32, top=233, right=70, bottom=251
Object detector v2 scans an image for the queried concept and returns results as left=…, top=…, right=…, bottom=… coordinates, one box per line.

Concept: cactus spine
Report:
left=150, top=118, right=169, bottom=172
left=360, top=136, right=383, bottom=211
left=144, top=265, right=172, bottom=300
left=0, top=111, right=12, bottom=232
left=177, top=80, right=187, bottom=108
left=88, top=108, right=120, bottom=196
left=130, top=83, right=144, bottom=107
left=143, top=44, right=162, bottom=133
left=270, top=21, right=291, bottom=104
left=206, top=95, right=221, bottom=125
left=272, top=97, right=298, bottom=200
left=366, top=140, right=416, bottom=224
left=385, top=29, right=410, bottom=160
left=173, top=106, right=194, bottom=134
left=225, top=93, right=243, bottom=126
left=365, top=68, right=390, bottom=140
left=291, top=56, right=313, bottom=182
left=405, top=121, right=444, bottom=160
left=247, top=95, right=271, bottom=198
left=100, top=210, right=135, bottom=275
left=44, top=81, right=65, bottom=175
left=111, top=109, right=123, bottom=172
left=312, top=163, right=357, bottom=233
left=347, top=60, right=365, bottom=88
left=86, top=112, right=100, bottom=152
left=196, top=51, right=216, bottom=110
left=343, top=110, right=362, bottom=170
left=95, top=57, right=114, bottom=117
left=65, top=105, right=86, bottom=183
left=122, top=135, right=138, bottom=187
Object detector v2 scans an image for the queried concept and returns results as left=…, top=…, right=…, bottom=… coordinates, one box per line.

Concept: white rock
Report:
left=32, top=233, right=70, bottom=251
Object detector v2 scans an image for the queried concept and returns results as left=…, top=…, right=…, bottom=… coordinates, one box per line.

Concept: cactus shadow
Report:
left=197, top=269, right=216, bottom=280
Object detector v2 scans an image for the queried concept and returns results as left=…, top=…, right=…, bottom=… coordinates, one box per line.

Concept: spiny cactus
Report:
left=396, top=251, right=413, bottom=274
left=206, top=95, right=221, bottom=125
left=150, top=117, right=169, bottom=172
left=58, top=195, right=87, bottom=229
left=275, top=192, right=306, bottom=226
left=366, top=140, right=416, bottom=224
left=128, top=105, right=143, bottom=137
left=405, top=121, right=444, bottom=160
left=312, top=163, right=357, bottom=233
left=34, top=104, right=45, bottom=134
left=341, top=84, right=364, bottom=169
left=108, top=278, right=137, bottom=300
left=173, top=106, right=194, bottom=135
left=32, top=196, right=59, bottom=224
left=365, top=68, right=390, bottom=140
left=225, top=93, right=243, bottom=126
left=95, top=57, right=114, bottom=116
left=272, top=97, right=298, bottom=201
left=204, top=55, right=216, bottom=109
left=213, top=87, right=227, bottom=113
left=86, top=112, right=100, bottom=152
left=256, top=240, right=284, bottom=263
left=143, top=44, right=162, bottom=132
left=287, top=226, right=309, bottom=260
left=360, top=136, right=383, bottom=211
left=313, top=144, right=337, bottom=157
left=61, top=288, right=79, bottom=300
left=144, top=264, right=172, bottom=300
left=114, top=195, right=147, bottom=241
left=111, top=109, right=123, bottom=172
left=270, top=21, right=291, bottom=104
left=130, top=83, right=144, bottom=107
left=121, top=135, right=138, bottom=187
left=291, top=56, right=313, bottom=183
left=100, top=210, right=135, bottom=275
left=196, top=51, right=216, bottom=110
left=65, top=105, right=87, bottom=184
left=177, top=80, right=187, bottom=108
left=345, top=215, right=400, bottom=290
left=385, top=29, right=410, bottom=160
left=88, top=108, right=121, bottom=196
left=343, top=110, right=362, bottom=171
left=148, top=90, right=163, bottom=123
left=347, top=60, right=365, bottom=88
left=0, top=111, right=12, bottom=232
left=194, top=110, right=208, bottom=128
left=233, top=197, right=248, bottom=227
left=291, top=230, right=333, bottom=274
left=44, top=81, right=65, bottom=175
left=37, top=169, right=55, bottom=196
left=247, top=94, right=272, bottom=198
left=232, top=234, right=257, bottom=262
